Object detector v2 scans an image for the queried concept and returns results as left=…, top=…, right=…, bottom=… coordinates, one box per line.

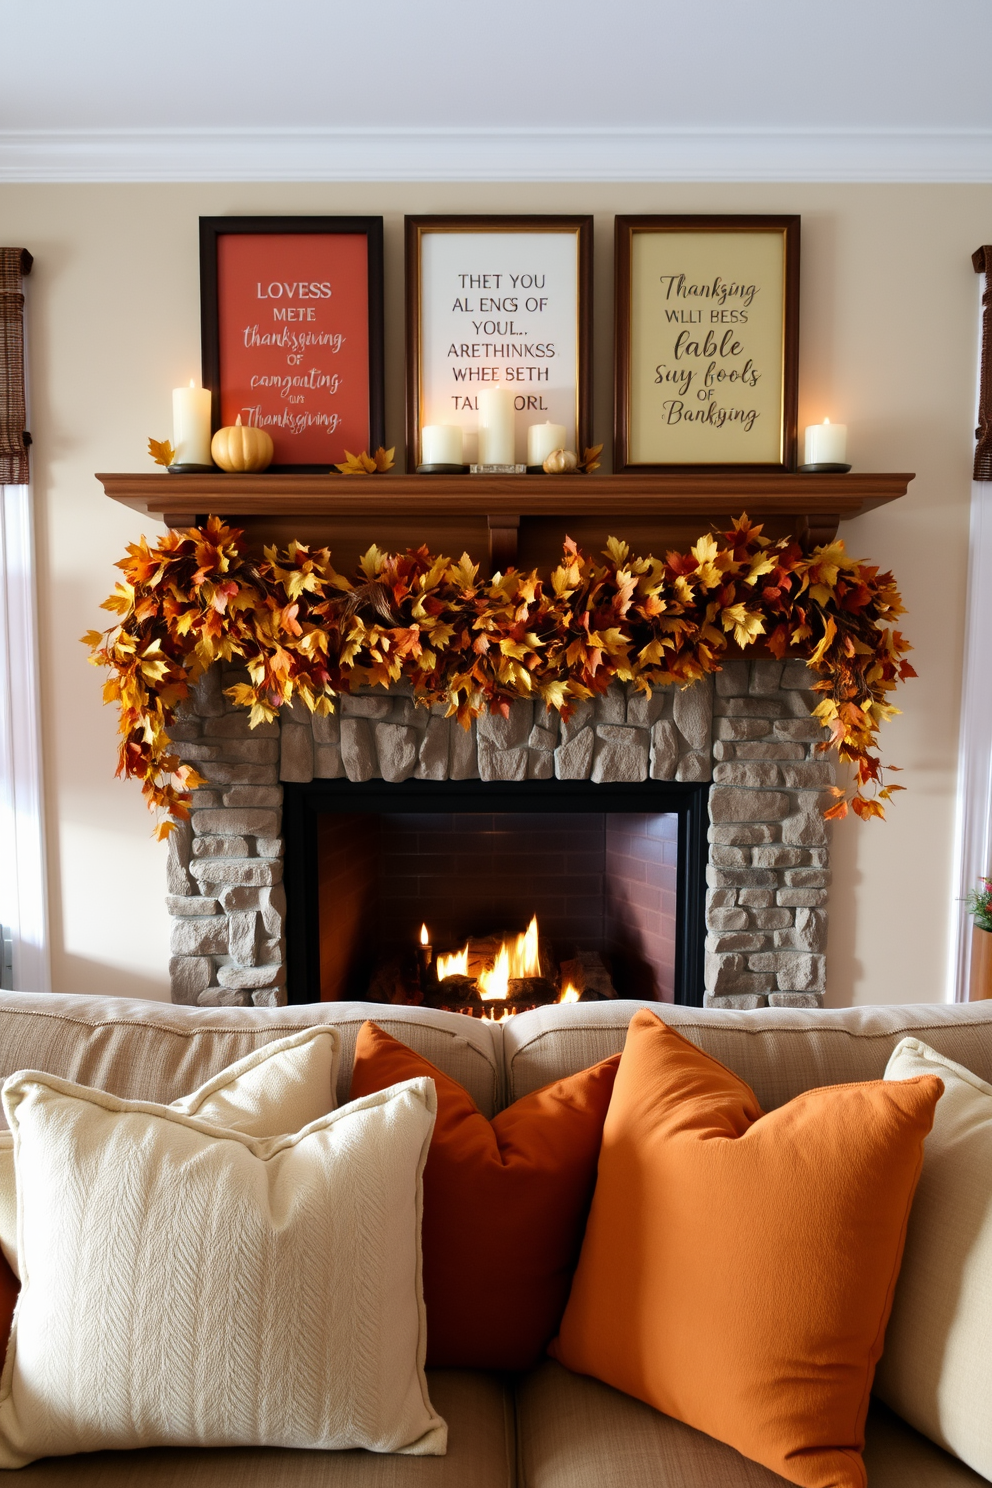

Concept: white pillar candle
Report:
left=172, top=381, right=214, bottom=466
left=804, top=419, right=848, bottom=466
left=477, top=385, right=516, bottom=466
left=421, top=425, right=463, bottom=466
left=527, top=421, right=567, bottom=468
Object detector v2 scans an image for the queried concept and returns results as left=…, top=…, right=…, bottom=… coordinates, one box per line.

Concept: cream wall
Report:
left=0, top=181, right=985, bottom=1005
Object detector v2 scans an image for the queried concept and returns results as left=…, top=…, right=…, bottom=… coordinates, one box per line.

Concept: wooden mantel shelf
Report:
left=97, top=470, right=913, bottom=574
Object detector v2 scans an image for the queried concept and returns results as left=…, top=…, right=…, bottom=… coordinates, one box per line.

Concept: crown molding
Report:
left=1, top=125, right=991, bottom=184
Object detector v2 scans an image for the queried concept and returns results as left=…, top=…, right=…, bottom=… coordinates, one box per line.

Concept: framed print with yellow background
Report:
left=614, top=215, right=800, bottom=473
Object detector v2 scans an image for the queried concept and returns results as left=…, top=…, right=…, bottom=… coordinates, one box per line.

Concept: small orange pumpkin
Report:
left=210, top=416, right=274, bottom=473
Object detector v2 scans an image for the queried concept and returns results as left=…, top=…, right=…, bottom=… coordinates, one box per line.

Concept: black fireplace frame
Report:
left=281, top=778, right=709, bottom=1006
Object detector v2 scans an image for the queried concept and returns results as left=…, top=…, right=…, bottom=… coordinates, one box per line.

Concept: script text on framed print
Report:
left=615, top=215, right=800, bottom=473
left=405, top=215, right=592, bottom=469
left=199, top=216, right=384, bottom=472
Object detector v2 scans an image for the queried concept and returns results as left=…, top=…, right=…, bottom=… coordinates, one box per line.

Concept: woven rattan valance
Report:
left=972, top=245, right=992, bottom=481
left=0, top=248, right=32, bottom=486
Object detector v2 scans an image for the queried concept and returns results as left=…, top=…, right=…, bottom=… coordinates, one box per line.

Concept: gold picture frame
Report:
left=614, top=215, right=800, bottom=473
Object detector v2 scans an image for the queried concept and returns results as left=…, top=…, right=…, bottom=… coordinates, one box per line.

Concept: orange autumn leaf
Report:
left=147, top=437, right=176, bottom=468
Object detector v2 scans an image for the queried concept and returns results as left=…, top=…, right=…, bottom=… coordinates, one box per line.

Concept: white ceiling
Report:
left=2, top=0, right=991, bottom=180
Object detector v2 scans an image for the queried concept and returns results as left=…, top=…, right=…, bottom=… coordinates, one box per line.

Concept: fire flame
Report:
left=558, top=983, right=581, bottom=1004
left=436, top=945, right=469, bottom=980
left=437, top=915, right=541, bottom=1001
left=420, top=924, right=429, bottom=946
left=479, top=915, right=540, bottom=1000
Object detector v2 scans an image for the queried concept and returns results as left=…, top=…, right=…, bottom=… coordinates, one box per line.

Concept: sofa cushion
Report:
left=0, top=1071, right=445, bottom=1466
left=0, top=1371, right=513, bottom=1486
left=349, top=1021, right=619, bottom=1370
left=515, top=1361, right=990, bottom=1488
left=551, top=1011, right=942, bottom=1488
left=0, top=991, right=501, bottom=1117
left=503, top=999, right=992, bottom=1108
left=874, top=1038, right=992, bottom=1477
left=0, top=1023, right=341, bottom=1276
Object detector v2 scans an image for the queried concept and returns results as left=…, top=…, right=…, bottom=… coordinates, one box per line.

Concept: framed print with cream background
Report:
left=199, top=216, right=384, bottom=473
left=405, top=215, right=592, bottom=471
left=614, top=215, right=800, bottom=473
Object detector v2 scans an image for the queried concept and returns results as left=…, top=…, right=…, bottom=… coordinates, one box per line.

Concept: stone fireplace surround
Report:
left=165, top=659, right=833, bottom=1010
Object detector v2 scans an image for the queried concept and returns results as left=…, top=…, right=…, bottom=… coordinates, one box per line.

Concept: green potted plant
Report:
left=967, top=877, right=992, bottom=1001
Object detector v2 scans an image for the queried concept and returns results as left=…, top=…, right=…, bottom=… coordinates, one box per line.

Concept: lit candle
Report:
left=477, top=385, right=516, bottom=465
left=172, top=380, right=214, bottom=466
left=803, top=419, right=848, bottom=467
left=417, top=923, right=434, bottom=984
left=421, top=425, right=463, bottom=466
left=527, top=421, right=567, bottom=468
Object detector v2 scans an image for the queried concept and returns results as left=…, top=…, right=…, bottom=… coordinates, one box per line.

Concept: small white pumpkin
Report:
left=210, top=416, right=274, bottom=473
left=543, top=448, right=578, bottom=474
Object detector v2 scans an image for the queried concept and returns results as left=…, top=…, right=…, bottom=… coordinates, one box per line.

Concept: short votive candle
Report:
left=804, top=419, right=848, bottom=466
left=421, top=425, right=463, bottom=466
left=527, top=421, right=567, bottom=467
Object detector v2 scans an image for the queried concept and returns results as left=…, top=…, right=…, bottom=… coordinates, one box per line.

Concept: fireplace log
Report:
left=426, top=974, right=480, bottom=1008
left=559, top=952, right=618, bottom=1000
left=507, top=977, right=557, bottom=1005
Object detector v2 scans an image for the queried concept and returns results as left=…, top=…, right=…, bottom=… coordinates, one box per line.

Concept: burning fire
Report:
left=433, top=915, right=583, bottom=1008
left=420, top=924, right=429, bottom=946
left=436, top=945, right=469, bottom=980
left=479, top=915, right=540, bottom=1000
left=435, top=915, right=541, bottom=998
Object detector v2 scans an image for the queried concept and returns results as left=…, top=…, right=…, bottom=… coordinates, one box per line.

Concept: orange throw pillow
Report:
left=350, top=1021, right=619, bottom=1370
left=551, top=1010, right=942, bottom=1488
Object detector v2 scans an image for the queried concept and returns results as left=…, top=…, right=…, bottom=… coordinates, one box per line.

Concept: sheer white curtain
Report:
left=950, top=266, right=992, bottom=1001
left=0, top=480, right=49, bottom=991
left=0, top=256, right=49, bottom=992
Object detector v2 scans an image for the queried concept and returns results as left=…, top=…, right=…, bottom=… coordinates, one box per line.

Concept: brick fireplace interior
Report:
left=282, top=780, right=709, bottom=1006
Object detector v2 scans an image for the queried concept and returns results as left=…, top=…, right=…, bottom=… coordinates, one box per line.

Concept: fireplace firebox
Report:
left=283, top=780, right=709, bottom=1007
left=165, top=665, right=831, bottom=1012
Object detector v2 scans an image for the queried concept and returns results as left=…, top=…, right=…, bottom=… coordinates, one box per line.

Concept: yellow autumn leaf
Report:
left=335, top=449, right=377, bottom=475
left=721, top=603, right=766, bottom=648
left=539, top=679, right=569, bottom=711
left=358, top=545, right=386, bottom=581
left=147, top=437, right=176, bottom=468
left=809, top=616, right=838, bottom=666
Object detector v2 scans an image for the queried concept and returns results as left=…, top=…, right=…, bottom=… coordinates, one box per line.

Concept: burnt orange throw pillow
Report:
left=551, top=1010, right=943, bottom=1488
left=350, top=1021, right=619, bottom=1370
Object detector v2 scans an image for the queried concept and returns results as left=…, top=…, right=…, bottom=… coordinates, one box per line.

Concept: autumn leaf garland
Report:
left=83, top=515, right=915, bottom=836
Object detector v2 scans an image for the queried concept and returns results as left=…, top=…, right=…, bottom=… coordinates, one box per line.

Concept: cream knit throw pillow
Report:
left=0, top=1024, right=340, bottom=1276
left=876, top=1036, right=992, bottom=1477
left=0, top=1070, right=445, bottom=1465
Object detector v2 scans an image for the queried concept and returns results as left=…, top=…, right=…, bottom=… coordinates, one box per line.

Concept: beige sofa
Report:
left=0, top=989, right=989, bottom=1486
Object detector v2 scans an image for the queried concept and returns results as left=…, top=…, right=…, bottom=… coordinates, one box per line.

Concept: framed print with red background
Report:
left=199, top=216, right=384, bottom=472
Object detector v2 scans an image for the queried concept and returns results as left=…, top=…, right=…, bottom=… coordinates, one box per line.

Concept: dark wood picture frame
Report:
left=405, top=214, right=592, bottom=471
left=614, top=215, right=800, bottom=474
left=199, top=216, right=384, bottom=473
